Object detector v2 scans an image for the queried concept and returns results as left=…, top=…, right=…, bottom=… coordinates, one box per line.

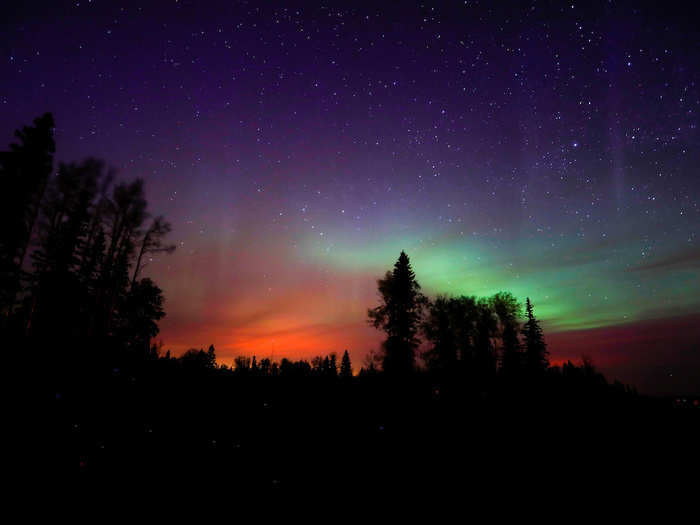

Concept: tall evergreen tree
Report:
left=522, top=298, right=549, bottom=374
left=340, top=350, right=352, bottom=379
left=368, top=251, right=425, bottom=375
left=206, top=344, right=217, bottom=369
left=0, top=113, right=55, bottom=316
left=328, top=352, right=338, bottom=378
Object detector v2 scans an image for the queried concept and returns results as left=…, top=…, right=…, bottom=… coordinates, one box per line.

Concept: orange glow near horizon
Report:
left=150, top=241, right=699, bottom=395
left=157, top=311, right=700, bottom=396
left=159, top=309, right=382, bottom=369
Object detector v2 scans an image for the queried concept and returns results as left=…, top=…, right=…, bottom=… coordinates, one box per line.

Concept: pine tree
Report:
left=328, top=352, right=338, bottom=378
left=522, top=298, right=549, bottom=374
left=368, top=251, right=425, bottom=375
left=206, top=344, right=217, bottom=369
left=340, top=350, right=352, bottom=379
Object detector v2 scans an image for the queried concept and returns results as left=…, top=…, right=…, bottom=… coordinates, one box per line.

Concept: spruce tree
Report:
left=207, top=345, right=217, bottom=369
left=522, top=298, right=549, bottom=374
left=340, top=350, right=352, bottom=379
left=328, top=352, right=338, bottom=378
left=368, top=251, right=425, bottom=375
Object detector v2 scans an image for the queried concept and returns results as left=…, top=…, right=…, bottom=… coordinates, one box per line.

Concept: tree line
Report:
left=0, top=113, right=175, bottom=354
left=170, top=251, right=601, bottom=393
left=362, top=250, right=636, bottom=395
left=369, top=250, right=548, bottom=379
left=167, top=345, right=355, bottom=381
left=5, top=113, right=625, bottom=396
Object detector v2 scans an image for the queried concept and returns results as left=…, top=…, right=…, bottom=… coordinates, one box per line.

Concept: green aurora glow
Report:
left=301, top=226, right=700, bottom=332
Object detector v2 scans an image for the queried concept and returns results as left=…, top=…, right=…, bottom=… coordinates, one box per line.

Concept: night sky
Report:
left=3, top=1, right=699, bottom=394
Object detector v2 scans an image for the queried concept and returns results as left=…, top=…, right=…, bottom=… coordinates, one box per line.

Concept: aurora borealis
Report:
left=2, top=1, right=698, bottom=394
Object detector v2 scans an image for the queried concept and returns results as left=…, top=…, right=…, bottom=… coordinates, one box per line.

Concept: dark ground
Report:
left=53, top=343, right=697, bottom=492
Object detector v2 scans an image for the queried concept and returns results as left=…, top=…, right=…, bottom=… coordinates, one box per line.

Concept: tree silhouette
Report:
left=180, top=346, right=217, bottom=370
left=522, top=298, right=549, bottom=374
left=312, top=355, right=324, bottom=375
left=340, top=350, right=352, bottom=379
left=452, top=296, right=479, bottom=374
left=2, top=115, right=651, bottom=489
left=423, top=294, right=483, bottom=380
left=474, top=297, right=497, bottom=381
left=368, top=251, right=426, bottom=375
left=491, top=292, right=523, bottom=377
left=422, top=295, right=459, bottom=372
left=117, top=277, right=166, bottom=352
left=328, top=352, right=338, bottom=378
left=131, top=216, right=176, bottom=287
left=234, top=355, right=251, bottom=373
left=0, top=113, right=55, bottom=317
left=259, top=357, right=271, bottom=376
left=26, top=159, right=104, bottom=335
left=0, top=114, right=175, bottom=348
left=207, top=345, right=217, bottom=368
left=99, top=179, right=148, bottom=335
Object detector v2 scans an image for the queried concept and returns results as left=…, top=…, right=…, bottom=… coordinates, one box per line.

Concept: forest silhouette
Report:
left=2, top=114, right=692, bottom=487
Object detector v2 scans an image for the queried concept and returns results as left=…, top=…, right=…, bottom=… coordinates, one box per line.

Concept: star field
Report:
left=2, top=0, right=699, bottom=394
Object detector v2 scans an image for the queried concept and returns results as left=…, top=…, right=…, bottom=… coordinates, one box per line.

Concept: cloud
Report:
left=627, top=246, right=700, bottom=273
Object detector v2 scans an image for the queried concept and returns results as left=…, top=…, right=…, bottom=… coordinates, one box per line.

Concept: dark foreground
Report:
left=54, top=343, right=697, bottom=490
